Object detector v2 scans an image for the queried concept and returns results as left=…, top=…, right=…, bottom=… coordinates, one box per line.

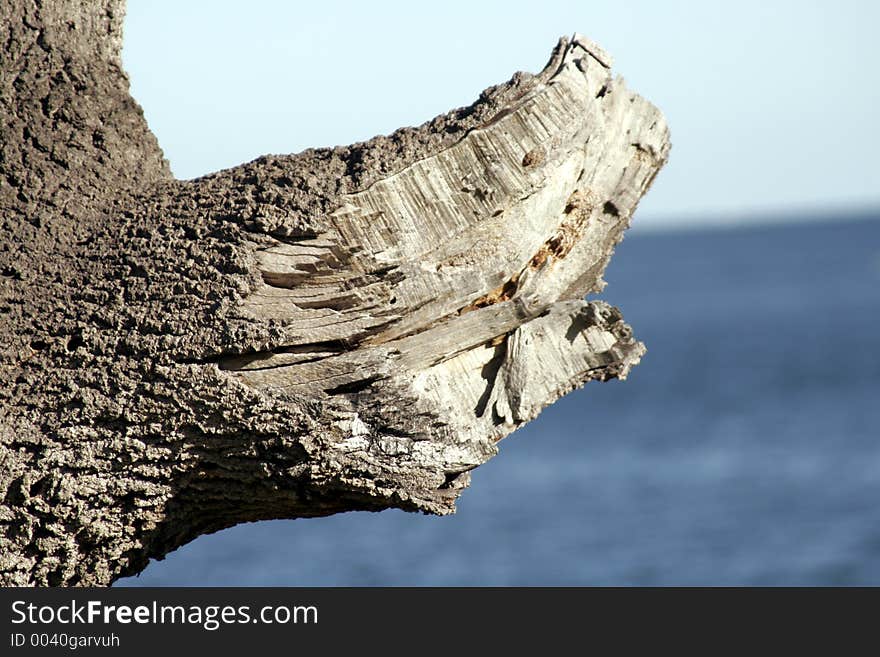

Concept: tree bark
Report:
left=0, top=0, right=670, bottom=586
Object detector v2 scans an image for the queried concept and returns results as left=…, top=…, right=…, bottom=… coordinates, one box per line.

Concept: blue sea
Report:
left=118, top=214, right=880, bottom=586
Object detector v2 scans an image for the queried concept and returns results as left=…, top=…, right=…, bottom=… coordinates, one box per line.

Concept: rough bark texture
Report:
left=0, top=0, right=670, bottom=586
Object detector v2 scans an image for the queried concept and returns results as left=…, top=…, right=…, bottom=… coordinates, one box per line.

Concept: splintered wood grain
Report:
left=228, top=36, right=667, bottom=463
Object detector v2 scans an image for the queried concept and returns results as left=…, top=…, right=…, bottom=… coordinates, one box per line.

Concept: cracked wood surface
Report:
left=0, top=0, right=669, bottom=585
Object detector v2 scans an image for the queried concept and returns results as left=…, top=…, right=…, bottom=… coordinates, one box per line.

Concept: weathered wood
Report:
left=0, top=1, right=669, bottom=585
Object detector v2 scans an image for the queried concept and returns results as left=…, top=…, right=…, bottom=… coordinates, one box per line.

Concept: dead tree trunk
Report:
left=0, top=0, right=670, bottom=586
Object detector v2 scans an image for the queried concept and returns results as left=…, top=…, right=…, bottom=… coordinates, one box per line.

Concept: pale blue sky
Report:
left=123, top=1, right=879, bottom=229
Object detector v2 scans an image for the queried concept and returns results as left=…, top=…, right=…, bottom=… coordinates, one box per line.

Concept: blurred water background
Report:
left=118, top=212, right=880, bottom=586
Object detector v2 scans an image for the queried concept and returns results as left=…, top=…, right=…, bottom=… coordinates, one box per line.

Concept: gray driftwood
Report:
left=0, top=0, right=670, bottom=586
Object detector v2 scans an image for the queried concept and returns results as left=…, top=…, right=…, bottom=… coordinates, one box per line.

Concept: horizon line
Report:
left=631, top=203, right=880, bottom=235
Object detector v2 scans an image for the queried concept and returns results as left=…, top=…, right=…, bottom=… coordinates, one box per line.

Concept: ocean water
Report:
left=118, top=214, right=880, bottom=586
